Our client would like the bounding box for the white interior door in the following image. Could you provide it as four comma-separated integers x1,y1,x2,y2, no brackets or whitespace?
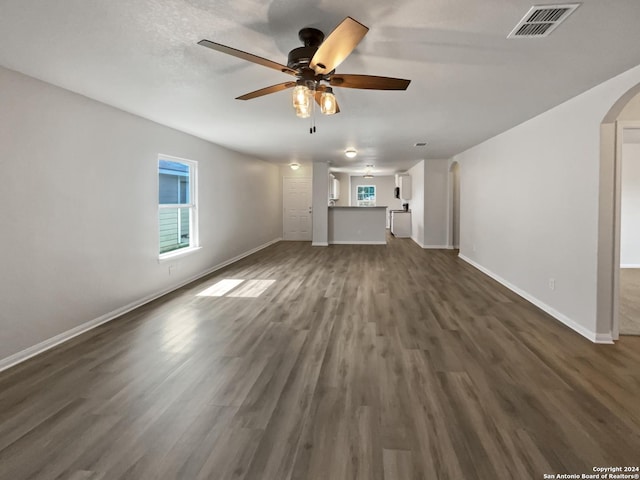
283,177,312,241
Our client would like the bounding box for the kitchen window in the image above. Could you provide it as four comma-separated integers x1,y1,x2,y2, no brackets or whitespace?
158,156,198,258
356,185,376,206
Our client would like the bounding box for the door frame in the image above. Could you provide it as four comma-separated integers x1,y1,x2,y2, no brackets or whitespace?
612,120,640,338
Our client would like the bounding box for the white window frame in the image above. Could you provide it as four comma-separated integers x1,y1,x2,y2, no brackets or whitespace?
158,155,199,260
356,185,376,206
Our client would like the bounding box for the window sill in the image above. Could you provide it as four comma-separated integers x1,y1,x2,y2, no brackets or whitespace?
158,246,202,263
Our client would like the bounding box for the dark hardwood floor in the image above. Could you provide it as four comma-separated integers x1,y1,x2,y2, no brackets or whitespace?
1,236,639,480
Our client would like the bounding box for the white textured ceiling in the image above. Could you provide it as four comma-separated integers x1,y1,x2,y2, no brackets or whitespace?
1,0,640,174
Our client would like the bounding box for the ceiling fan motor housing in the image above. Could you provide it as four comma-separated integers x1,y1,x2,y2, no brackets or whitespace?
287,27,325,71
287,46,318,70
298,27,324,47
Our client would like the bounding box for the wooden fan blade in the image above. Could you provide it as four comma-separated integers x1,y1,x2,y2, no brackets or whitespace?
236,82,297,100
314,91,341,113
198,39,297,76
310,17,369,75
330,74,411,90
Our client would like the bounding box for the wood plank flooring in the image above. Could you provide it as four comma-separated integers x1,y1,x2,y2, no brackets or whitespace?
1,236,639,480
620,268,640,335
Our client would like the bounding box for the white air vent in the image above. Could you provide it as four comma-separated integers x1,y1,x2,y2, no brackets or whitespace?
507,3,580,38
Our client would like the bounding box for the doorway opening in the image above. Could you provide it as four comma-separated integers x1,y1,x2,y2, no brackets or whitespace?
619,127,640,335
449,161,461,250
599,84,640,339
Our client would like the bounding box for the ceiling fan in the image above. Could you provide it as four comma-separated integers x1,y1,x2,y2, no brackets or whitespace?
197,17,411,119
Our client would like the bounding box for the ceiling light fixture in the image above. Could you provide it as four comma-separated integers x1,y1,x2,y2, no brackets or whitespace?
289,162,300,170
345,148,357,159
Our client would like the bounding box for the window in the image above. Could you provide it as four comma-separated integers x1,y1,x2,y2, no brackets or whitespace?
356,185,376,206
158,157,198,257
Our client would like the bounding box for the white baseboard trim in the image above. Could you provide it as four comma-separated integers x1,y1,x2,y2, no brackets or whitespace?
411,237,425,248
593,332,615,343
458,254,613,345
329,240,387,245
0,237,282,373
621,264,640,268
410,237,451,250
311,242,329,247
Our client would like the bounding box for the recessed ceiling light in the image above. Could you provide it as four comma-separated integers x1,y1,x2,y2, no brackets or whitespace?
414,142,428,147
344,148,357,158
289,162,300,170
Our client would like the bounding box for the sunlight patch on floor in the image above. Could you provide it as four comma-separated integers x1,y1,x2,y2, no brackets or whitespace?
196,278,276,298
162,313,198,354
196,279,245,297
227,279,276,298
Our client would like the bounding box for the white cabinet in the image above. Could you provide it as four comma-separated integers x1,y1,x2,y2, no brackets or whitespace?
329,177,340,200
390,211,411,237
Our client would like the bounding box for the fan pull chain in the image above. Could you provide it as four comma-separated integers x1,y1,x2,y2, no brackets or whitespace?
309,92,317,134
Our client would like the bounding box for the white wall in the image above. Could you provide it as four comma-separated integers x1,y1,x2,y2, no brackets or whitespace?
408,161,425,246
0,66,281,366
350,175,401,227
424,159,450,248
406,160,449,248
621,142,640,266
312,162,329,246
453,63,640,342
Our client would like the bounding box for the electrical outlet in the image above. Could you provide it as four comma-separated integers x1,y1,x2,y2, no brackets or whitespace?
168,265,174,275
548,278,555,291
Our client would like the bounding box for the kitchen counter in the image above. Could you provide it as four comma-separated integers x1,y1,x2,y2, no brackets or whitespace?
328,206,387,244
328,206,388,208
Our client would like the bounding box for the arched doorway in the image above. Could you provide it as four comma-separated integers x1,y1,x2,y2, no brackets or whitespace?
598,84,640,339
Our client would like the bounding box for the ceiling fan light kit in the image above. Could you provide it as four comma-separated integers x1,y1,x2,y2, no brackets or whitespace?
292,84,312,118
198,16,411,130
320,87,337,115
